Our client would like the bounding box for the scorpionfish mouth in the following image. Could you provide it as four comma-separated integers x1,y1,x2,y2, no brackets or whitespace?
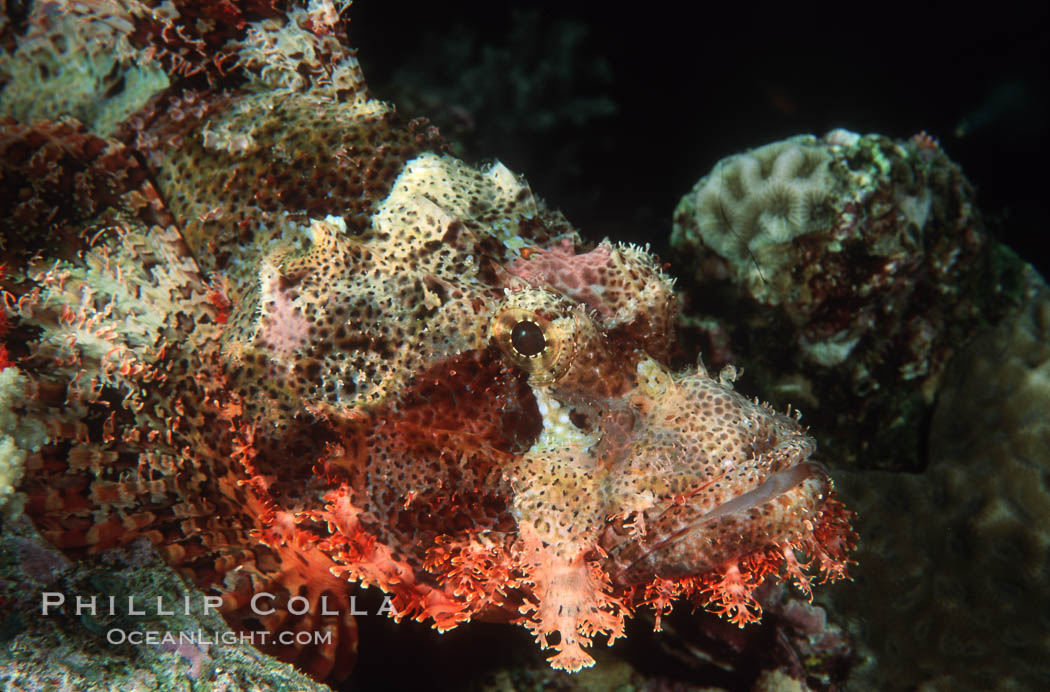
489,283,837,592
587,358,834,586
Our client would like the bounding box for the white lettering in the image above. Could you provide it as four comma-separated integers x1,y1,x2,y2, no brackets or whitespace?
377,596,397,616
203,595,222,614
156,596,174,616
41,592,65,615
250,592,275,616
287,595,309,616
127,596,145,616
75,595,97,616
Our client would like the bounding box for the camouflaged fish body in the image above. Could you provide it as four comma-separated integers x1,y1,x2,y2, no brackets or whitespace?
1,1,854,678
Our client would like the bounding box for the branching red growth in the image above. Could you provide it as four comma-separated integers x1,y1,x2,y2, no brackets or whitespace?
639,492,857,630
640,576,700,631
423,535,518,614
778,545,814,600
321,487,473,633
700,561,765,626
807,495,858,582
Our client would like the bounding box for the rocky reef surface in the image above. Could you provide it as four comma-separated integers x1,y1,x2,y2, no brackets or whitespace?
827,271,1050,690
0,513,329,690
671,130,1048,690
672,131,1027,472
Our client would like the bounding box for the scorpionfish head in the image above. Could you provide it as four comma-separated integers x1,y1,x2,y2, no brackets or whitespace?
216,155,854,672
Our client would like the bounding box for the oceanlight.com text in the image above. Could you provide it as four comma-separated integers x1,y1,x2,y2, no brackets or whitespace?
106,628,333,648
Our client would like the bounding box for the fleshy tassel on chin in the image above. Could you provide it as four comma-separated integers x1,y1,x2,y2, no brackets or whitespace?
639,493,857,629
515,523,628,671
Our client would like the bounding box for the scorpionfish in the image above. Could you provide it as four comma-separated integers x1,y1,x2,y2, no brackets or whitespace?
0,0,855,679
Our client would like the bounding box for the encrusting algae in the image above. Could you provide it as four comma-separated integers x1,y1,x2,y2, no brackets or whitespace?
0,0,855,680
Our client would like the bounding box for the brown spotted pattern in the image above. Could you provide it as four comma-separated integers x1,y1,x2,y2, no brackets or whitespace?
2,0,855,681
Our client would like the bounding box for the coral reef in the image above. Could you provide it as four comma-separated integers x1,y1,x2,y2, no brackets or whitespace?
673,135,836,308
0,514,329,691
1,0,856,684
823,267,1050,690
672,130,1026,471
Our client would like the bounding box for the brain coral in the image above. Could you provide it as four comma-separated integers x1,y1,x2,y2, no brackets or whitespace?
672,134,835,306
671,130,1025,471
825,268,1050,690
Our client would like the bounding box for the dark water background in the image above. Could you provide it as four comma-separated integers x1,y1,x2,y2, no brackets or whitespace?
351,1,1049,279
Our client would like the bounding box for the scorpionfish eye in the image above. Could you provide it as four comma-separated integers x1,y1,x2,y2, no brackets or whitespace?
490,289,579,383
511,320,546,357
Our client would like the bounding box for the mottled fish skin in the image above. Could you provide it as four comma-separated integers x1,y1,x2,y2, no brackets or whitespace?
1,1,855,678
